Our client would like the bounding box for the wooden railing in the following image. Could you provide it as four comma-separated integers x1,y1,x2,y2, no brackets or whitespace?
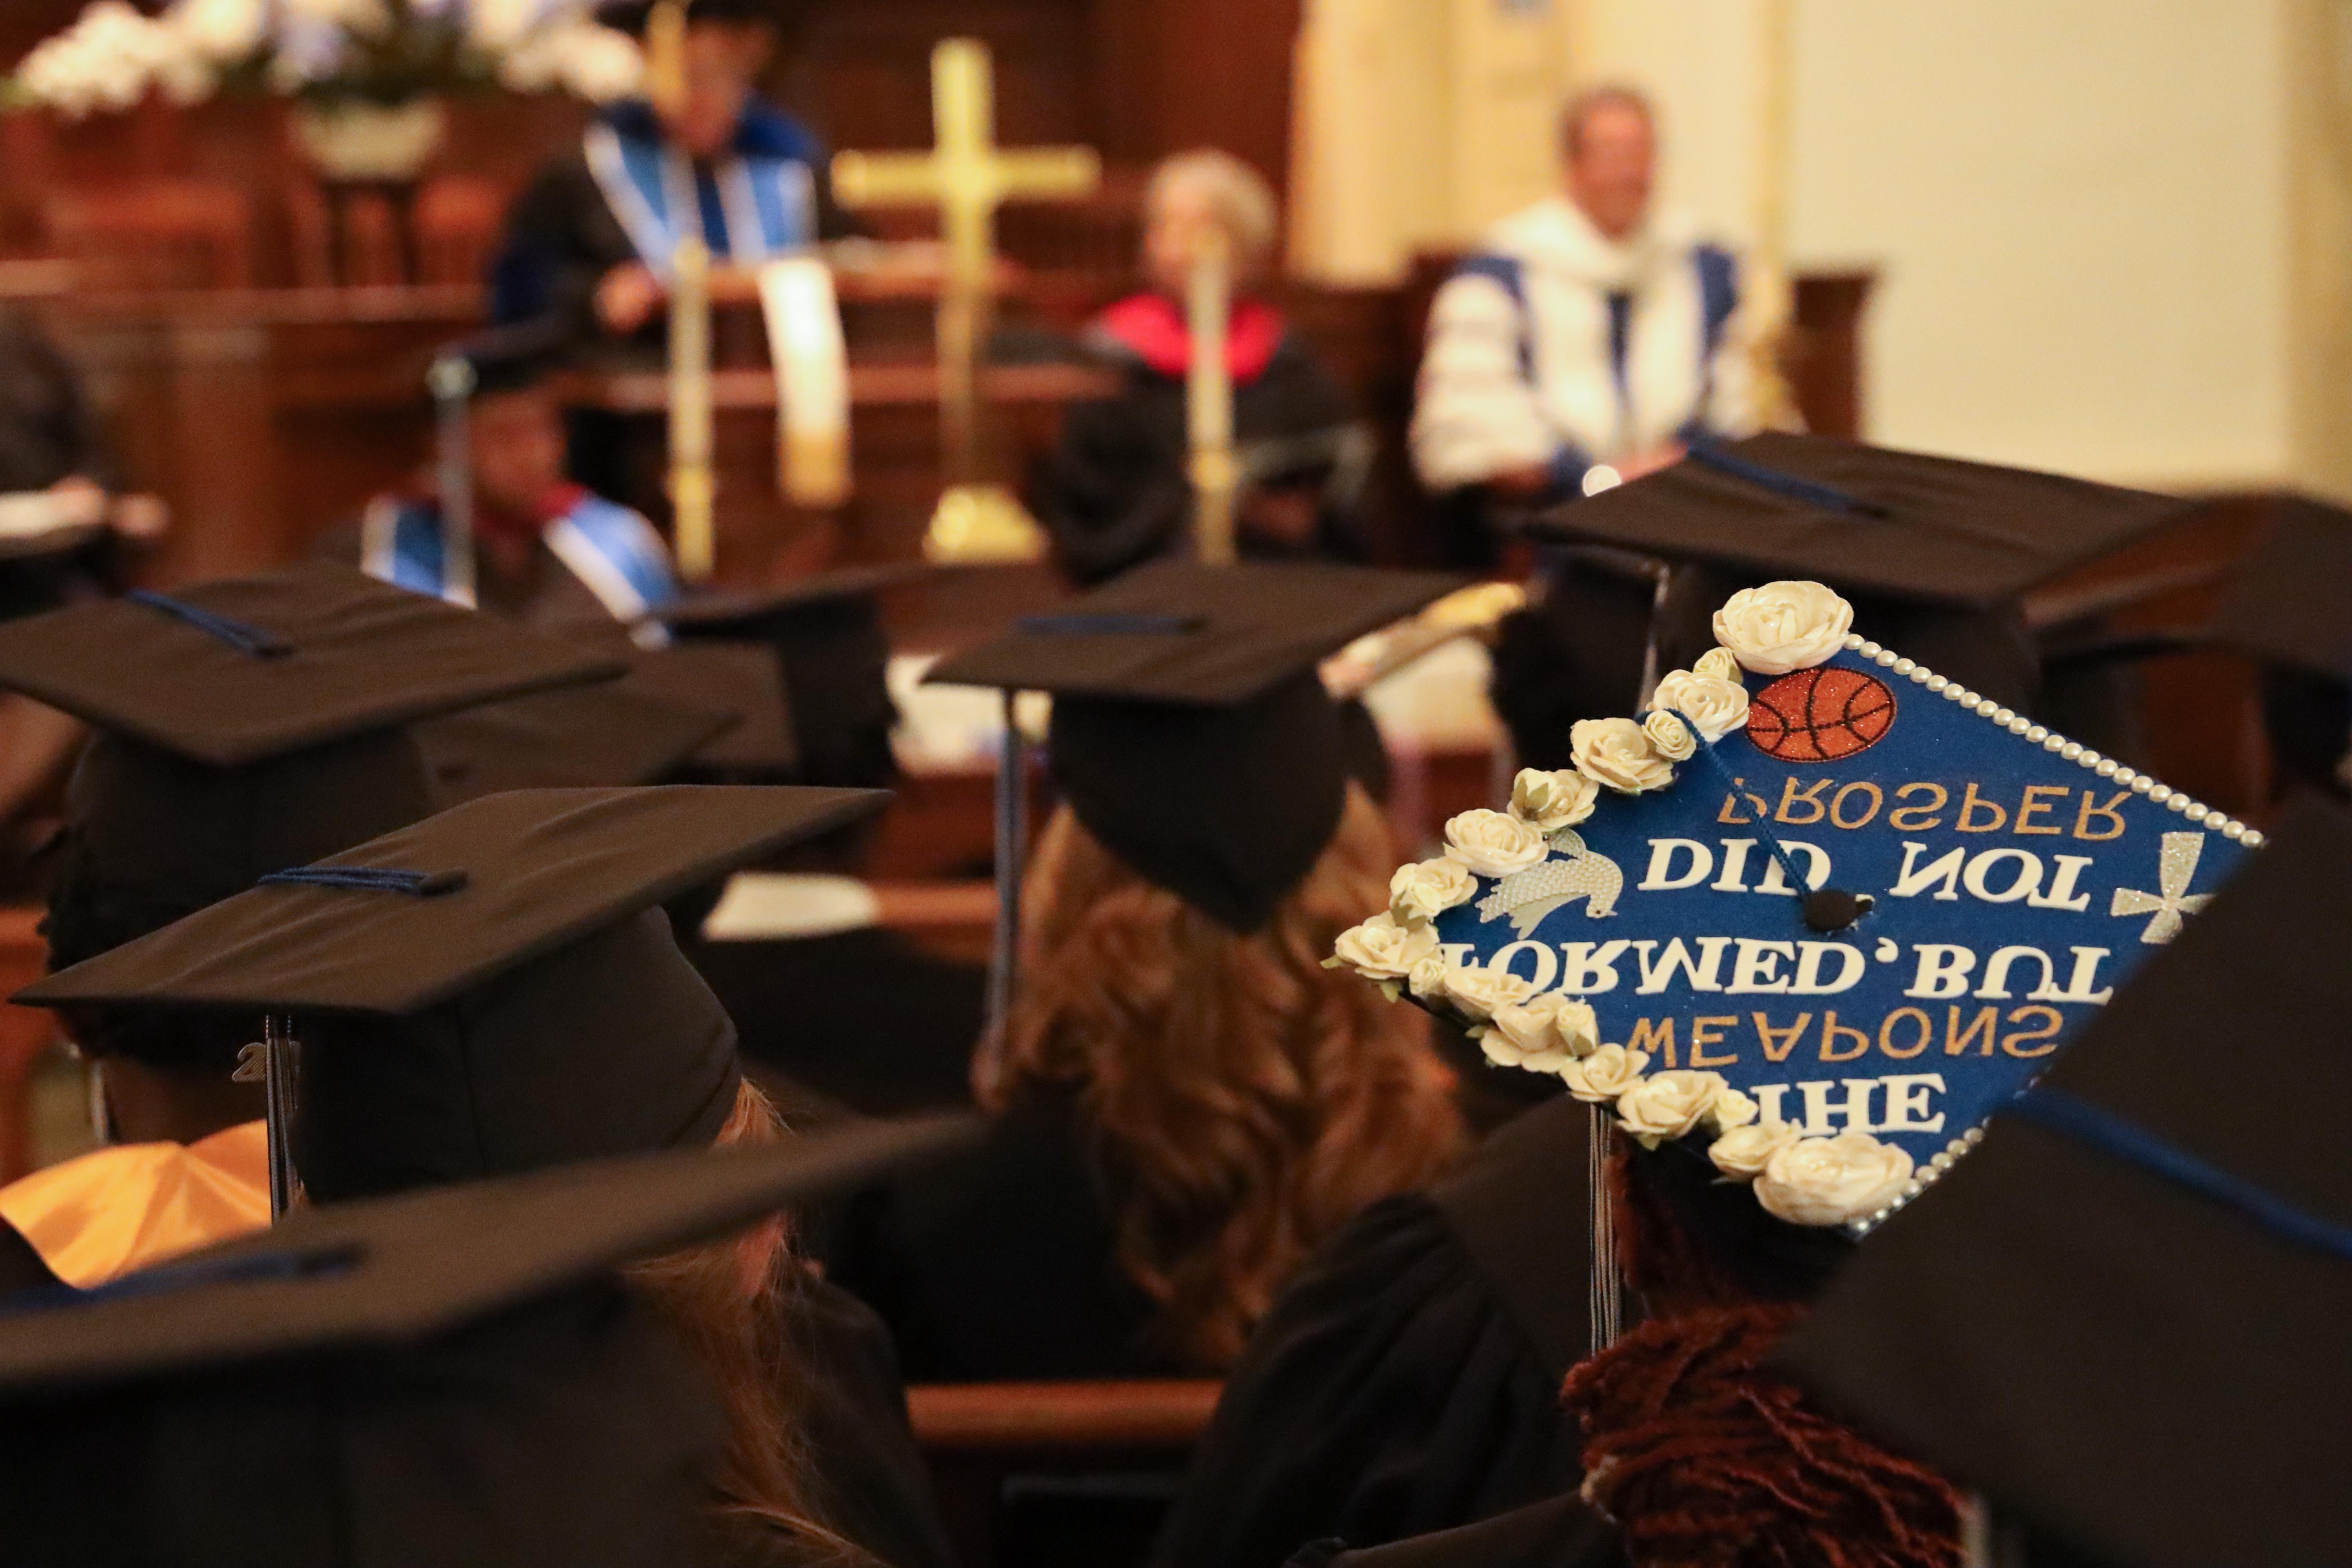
908,1380,1223,1568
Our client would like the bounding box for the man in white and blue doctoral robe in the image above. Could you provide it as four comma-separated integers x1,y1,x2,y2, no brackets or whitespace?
1413,87,1765,770
1411,86,1760,512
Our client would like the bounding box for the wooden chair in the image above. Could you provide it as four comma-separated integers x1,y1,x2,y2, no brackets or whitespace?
0,907,60,1184
42,182,253,292
908,1381,1223,1568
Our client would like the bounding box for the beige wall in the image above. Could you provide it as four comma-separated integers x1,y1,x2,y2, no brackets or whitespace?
1291,0,2352,496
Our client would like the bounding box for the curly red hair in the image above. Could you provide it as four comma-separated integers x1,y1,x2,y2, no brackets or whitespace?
980,785,1465,1370
1558,1136,1966,1568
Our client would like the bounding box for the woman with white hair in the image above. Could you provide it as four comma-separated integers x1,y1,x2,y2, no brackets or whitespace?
1041,150,1369,586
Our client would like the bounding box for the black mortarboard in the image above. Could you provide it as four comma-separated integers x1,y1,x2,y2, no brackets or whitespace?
928,561,1461,931
621,641,799,776
21,786,890,1202
5,565,622,1068
1781,799,2352,1568
0,561,623,768
0,1118,974,1567
429,319,569,406
414,669,740,804
2208,495,2352,676
652,565,939,790
1538,433,2190,610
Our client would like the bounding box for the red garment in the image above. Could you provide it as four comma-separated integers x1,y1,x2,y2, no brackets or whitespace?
420,477,587,545
1092,292,1287,385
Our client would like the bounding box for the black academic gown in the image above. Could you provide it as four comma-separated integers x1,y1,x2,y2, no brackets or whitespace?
1151,1095,1595,1568
1284,1492,1623,1568
783,1276,958,1568
0,1216,60,1297
489,100,859,517
0,307,125,623
822,1089,1173,1383
683,926,984,1118
1042,308,1366,588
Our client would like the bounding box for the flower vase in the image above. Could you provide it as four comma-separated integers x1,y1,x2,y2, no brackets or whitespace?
290,97,448,182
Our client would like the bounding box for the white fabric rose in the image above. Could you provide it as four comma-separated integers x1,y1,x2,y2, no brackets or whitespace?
1508,767,1599,833
1552,996,1601,1059
1711,581,1855,676
1407,949,1452,999
1708,1088,1760,1132
1484,994,1596,1071
1706,1119,1801,1179
1753,1132,1915,1226
1570,718,1675,794
1613,1070,1726,1147
1561,1044,1649,1102
1651,668,1752,743
1442,808,1548,878
1694,646,1745,682
1442,963,1539,1022
1329,912,1437,981
1641,710,1696,762
1389,858,1477,926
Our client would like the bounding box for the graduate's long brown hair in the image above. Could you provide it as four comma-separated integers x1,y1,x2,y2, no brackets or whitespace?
1558,1136,1966,1568
626,1080,870,1566
980,784,1466,1371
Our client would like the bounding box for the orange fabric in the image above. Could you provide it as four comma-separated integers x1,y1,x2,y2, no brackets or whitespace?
0,1122,270,1287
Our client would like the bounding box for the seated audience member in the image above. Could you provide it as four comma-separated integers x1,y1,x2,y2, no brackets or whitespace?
0,566,616,1284
26,786,959,1568
1043,150,1369,586
1153,1091,1592,1568
1414,86,1758,746
0,305,168,839
0,1115,970,1568
1276,1130,1966,1568
828,563,1469,1380
329,323,679,644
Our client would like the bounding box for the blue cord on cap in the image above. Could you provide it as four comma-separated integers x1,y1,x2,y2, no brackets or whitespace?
2008,1086,2352,1262
1685,439,1888,518
257,866,469,896
127,590,293,659
1015,612,1207,637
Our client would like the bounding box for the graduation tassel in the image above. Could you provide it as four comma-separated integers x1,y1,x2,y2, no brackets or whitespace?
262,1014,299,1221
1588,1102,1621,1355
985,691,1028,1047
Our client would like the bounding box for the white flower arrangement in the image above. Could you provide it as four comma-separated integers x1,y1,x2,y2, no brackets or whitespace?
8,0,641,120
1331,579,1922,1229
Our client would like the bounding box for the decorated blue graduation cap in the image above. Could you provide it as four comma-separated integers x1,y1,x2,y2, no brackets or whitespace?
1780,799,2352,1568
1329,577,2261,1231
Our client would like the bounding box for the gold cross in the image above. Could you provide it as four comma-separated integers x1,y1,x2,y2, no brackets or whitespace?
833,40,1099,560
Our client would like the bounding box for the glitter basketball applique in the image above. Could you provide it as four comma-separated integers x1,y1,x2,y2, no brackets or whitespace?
1746,667,1896,763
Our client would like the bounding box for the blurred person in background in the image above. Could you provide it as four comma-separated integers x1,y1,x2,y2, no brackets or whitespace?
1041,150,1372,586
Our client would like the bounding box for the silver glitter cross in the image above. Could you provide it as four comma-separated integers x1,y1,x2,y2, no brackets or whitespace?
2109,830,2215,945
